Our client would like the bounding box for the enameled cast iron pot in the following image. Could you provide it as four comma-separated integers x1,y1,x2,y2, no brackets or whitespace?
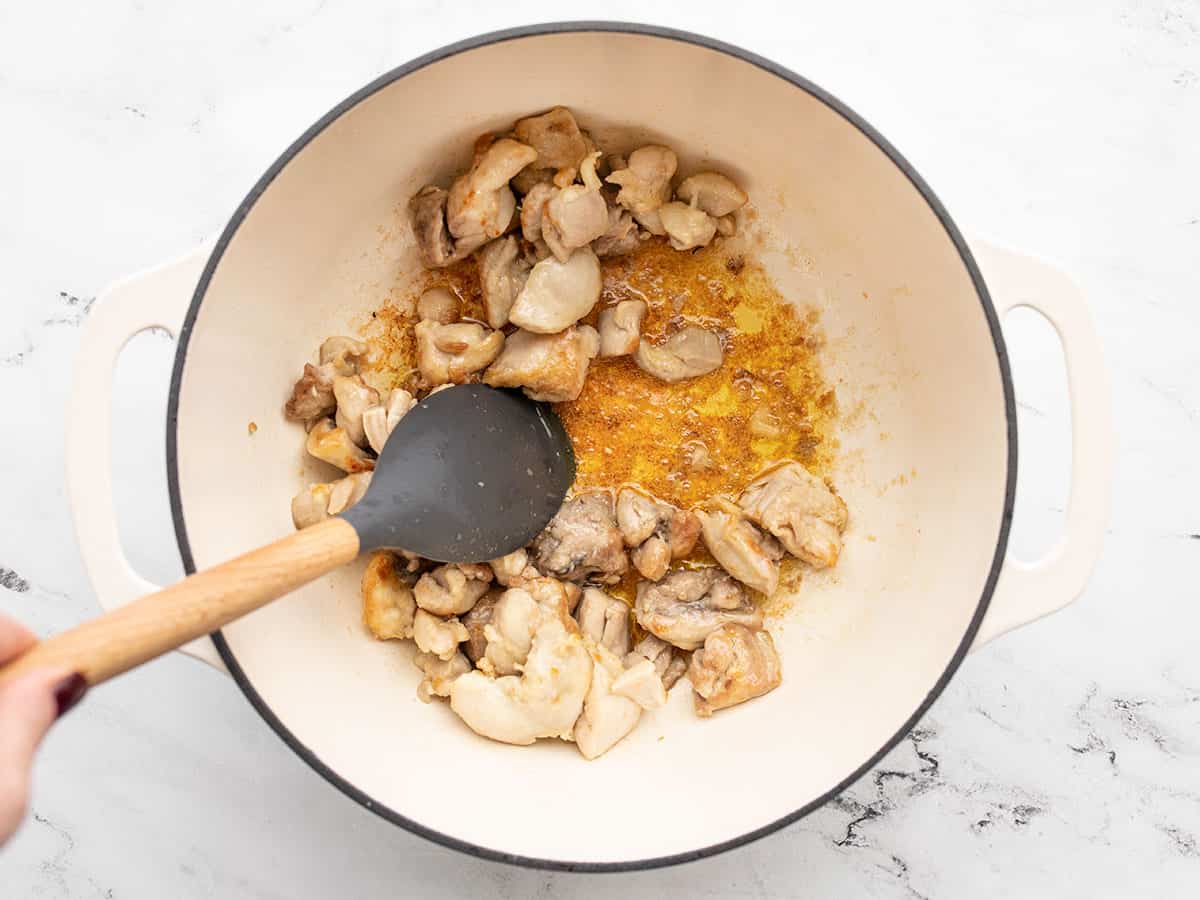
65,23,1112,870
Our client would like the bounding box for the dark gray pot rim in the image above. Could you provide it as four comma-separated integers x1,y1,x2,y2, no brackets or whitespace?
166,20,1017,873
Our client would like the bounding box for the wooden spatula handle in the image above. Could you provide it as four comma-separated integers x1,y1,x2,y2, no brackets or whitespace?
0,517,360,689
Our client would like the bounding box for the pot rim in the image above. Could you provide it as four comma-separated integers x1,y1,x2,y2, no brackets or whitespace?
166,20,1017,873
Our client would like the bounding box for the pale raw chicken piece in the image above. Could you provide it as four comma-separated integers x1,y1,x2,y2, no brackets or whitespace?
284,363,336,423
461,589,500,664
634,325,724,382
325,471,372,516
413,609,470,661
414,651,472,703
592,203,641,258
573,642,642,760
575,587,631,656
635,567,762,651
416,287,459,324
480,586,539,676
361,551,416,640
449,577,592,745
446,138,538,244
624,634,688,691
414,320,505,388
332,374,379,448
519,182,556,243
306,418,374,473
674,172,748,217
362,388,417,455
513,107,588,171
738,462,850,568
696,497,782,596
489,548,539,587
531,492,628,584
409,185,487,269
413,563,494,616
291,482,333,529
319,336,369,375
597,300,647,357
477,236,531,329
507,247,602,334
606,145,677,214
658,200,717,251
611,659,668,710
482,325,600,403
688,623,782,716
542,153,609,262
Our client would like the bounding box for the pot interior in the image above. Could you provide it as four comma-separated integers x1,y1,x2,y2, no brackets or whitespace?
172,28,1010,865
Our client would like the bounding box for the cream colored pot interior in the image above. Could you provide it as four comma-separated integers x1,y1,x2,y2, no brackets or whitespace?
173,31,1009,864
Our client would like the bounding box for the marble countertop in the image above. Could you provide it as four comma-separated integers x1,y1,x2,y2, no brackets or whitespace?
2,1,1197,896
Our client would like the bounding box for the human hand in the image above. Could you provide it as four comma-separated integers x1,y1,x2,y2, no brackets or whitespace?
0,614,86,845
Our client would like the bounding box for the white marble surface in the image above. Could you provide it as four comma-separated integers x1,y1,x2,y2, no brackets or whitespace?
1,0,1197,896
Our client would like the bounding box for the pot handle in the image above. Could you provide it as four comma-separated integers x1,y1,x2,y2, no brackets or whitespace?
65,243,228,674
968,241,1113,648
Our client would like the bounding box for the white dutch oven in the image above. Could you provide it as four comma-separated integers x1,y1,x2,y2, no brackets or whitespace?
65,24,1112,870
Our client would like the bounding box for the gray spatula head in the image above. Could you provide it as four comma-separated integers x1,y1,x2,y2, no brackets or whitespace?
339,384,574,562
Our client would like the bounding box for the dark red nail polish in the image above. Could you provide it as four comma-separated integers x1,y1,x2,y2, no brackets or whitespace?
53,673,87,718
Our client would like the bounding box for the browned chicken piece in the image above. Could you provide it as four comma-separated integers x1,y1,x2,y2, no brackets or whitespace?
362,550,417,640
696,497,781,596
739,462,849,568
291,482,333,529
326,471,373,515
461,588,501,663
688,623,782,717
413,562,494,616
658,200,717,251
488,548,540,587
416,287,459,324
513,106,589,172
615,487,700,581
511,165,556,196
332,374,379,448
284,362,336,423
477,236,531,329
482,324,599,403
623,634,689,691
634,567,762,651
508,247,602,333
413,608,470,661
531,491,628,584
306,418,375,473
575,586,631,656
414,320,505,388
597,299,647,357
362,388,417,455
634,325,724,382
414,650,472,702
633,208,666,236
674,172,749,217
409,185,488,269
519,182,556,245
319,336,369,375
542,153,609,262
446,138,538,244
715,215,736,237
592,204,641,257
606,145,677,215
